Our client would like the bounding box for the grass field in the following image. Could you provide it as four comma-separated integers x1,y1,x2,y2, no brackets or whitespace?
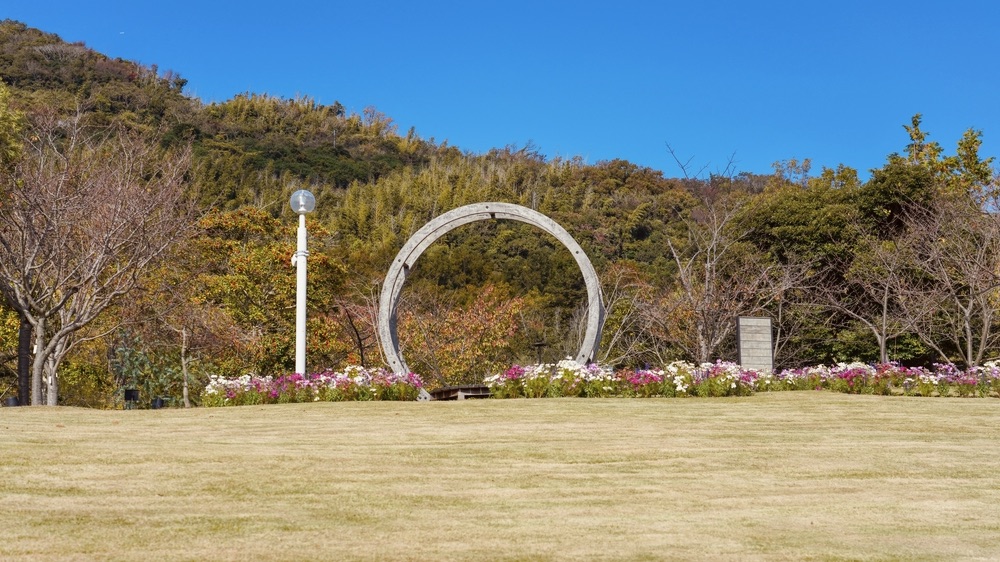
1,392,999,561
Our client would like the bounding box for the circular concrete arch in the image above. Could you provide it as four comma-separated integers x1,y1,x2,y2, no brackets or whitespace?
378,202,605,375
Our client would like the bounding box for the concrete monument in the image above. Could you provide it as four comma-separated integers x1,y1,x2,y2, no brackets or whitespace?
737,316,773,372
378,202,605,375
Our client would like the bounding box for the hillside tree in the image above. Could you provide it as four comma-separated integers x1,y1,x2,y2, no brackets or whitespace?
0,109,194,405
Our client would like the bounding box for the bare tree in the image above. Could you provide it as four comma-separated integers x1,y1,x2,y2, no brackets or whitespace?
159,304,238,408
897,196,1000,366
818,236,917,364
336,278,384,367
0,111,194,405
652,182,776,363
124,280,239,409
111,218,282,407
648,148,782,364
598,262,653,367
759,255,821,368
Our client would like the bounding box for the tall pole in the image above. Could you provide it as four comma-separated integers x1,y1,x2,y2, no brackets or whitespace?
294,213,308,375
289,189,315,376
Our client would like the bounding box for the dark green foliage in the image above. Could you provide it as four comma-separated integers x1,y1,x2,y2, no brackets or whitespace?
857,156,937,239
192,94,435,208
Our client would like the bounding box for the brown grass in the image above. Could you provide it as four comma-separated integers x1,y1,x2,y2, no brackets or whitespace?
1,392,999,561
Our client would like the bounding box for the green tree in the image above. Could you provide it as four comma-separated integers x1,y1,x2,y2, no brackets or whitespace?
0,81,23,167
179,207,347,376
0,81,30,404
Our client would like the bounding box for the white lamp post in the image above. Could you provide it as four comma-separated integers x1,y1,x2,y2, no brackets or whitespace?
290,189,315,375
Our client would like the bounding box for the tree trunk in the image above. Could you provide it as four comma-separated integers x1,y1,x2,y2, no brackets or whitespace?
44,355,58,406
17,315,30,406
345,309,366,367
181,327,191,408
30,319,44,406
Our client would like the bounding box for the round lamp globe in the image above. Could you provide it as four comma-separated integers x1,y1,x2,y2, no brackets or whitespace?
290,190,316,214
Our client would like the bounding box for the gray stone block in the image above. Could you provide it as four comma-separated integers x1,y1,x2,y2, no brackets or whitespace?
737,316,773,372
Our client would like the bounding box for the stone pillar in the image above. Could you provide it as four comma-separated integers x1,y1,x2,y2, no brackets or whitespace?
737,316,773,372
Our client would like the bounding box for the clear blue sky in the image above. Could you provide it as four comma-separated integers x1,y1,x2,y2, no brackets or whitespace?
6,1,999,179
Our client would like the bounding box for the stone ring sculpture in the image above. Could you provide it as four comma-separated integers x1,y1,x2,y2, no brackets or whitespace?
377,202,605,375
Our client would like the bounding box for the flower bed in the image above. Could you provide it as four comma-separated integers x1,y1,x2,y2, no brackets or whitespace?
766,362,1000,397
201,366,424,407
486,359,1000,399
484,359,759,398
201,360,1000,406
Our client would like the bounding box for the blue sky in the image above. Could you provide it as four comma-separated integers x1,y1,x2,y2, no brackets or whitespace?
6,1,999,179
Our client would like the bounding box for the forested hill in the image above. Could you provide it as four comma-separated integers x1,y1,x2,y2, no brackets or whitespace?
0,20,442,201
2,19,998,406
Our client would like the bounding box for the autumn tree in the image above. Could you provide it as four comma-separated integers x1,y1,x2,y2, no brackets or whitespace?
398,284,524,387
181,207,347,376
0,110,194,405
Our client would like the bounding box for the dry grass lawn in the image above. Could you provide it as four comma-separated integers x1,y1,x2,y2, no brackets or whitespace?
1,392,999,561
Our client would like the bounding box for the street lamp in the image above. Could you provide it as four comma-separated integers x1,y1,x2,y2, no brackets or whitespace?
290,189,315,375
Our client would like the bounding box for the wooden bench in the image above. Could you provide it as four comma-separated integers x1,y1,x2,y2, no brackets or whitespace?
429,384,492,401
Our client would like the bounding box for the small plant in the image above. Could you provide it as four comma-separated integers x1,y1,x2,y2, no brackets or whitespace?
483,365,527,399
977,362,1000,397
522,364,555,398
622,368,665,398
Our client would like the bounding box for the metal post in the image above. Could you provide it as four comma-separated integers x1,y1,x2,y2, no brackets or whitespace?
294,213,308,375
289,189,315,376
